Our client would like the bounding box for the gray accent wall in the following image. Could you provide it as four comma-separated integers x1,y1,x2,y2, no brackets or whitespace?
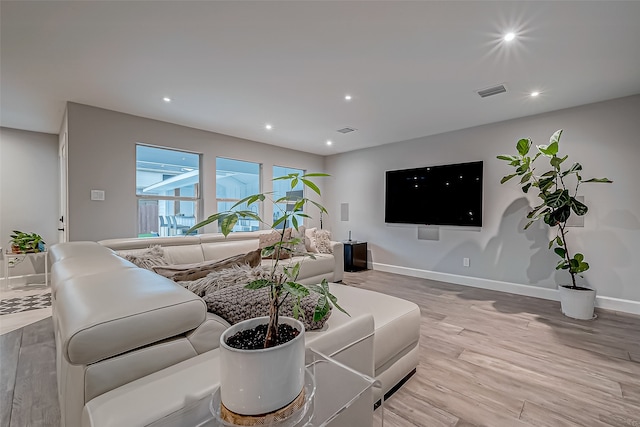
325,95,640,302
0,127,58,277
66,103,325,242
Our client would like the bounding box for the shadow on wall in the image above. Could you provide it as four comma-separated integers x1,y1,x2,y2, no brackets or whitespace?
434,197,558,288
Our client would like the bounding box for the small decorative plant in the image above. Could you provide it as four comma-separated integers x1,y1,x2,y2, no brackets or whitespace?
9,231,45,254
187,172,347,348
497,130,612,289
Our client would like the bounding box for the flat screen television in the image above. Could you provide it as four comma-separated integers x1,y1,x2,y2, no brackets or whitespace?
385,161,483,227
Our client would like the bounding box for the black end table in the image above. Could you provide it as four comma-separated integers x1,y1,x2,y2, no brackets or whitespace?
343,241,367,272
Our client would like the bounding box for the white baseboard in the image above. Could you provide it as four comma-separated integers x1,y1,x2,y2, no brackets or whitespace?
372,262,640,316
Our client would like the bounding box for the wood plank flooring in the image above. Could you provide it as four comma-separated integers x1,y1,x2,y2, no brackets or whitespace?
348,270,640,427
1,270,639,426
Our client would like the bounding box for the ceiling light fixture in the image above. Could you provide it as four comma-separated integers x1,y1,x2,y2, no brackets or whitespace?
163,97,171,103
265,124,273,130
344,95,352,101
504,32,516,42
531,91,540,97
326,140,333,146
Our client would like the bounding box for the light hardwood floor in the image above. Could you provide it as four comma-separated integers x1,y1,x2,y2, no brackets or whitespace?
348,270,640,427
2,270,639,426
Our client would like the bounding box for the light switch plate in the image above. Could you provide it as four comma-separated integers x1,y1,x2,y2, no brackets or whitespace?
91,190,105,201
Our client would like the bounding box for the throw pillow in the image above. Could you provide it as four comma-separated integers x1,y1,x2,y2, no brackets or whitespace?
304,227,318,253
288,226,307,255
203,283,332,330
314,229,333,254
117,246,168,270
259,229,292,259
179,264,271,297
152,249,261,282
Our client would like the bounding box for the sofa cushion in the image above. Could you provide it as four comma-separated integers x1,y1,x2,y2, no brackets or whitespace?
326,284,420,373
203,282,331,330
51,254,137,296
201,239,259,261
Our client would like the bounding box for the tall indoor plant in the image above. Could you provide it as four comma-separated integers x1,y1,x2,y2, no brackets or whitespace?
187,172,347,417
498,130,612,319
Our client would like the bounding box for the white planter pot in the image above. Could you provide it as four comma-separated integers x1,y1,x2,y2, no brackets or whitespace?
219,316,306,416
558,285,596,320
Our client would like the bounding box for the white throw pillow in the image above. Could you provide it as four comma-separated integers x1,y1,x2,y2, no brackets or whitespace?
305,227,318,253
289,226,307,254
315,229,333,254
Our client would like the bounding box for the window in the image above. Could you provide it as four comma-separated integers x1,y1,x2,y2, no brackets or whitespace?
136,145,200,237
216,158,261,232
273,166,305,229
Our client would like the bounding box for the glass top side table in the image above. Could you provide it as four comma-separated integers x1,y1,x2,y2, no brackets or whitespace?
149,348,383,427
2,249,48,290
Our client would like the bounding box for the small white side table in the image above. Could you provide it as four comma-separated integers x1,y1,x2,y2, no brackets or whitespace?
2,249,48,289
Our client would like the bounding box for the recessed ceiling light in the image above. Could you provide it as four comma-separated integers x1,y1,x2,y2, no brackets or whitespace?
344,95,352,101
265,124,273,130
163,97,171,103
530,91,540,97
326,140,333,146
504,32,516,42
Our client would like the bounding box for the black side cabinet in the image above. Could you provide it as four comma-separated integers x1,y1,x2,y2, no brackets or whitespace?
343,241,367,272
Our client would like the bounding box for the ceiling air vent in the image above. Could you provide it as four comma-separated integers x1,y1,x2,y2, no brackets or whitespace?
477,84,507,98
337,127,357,134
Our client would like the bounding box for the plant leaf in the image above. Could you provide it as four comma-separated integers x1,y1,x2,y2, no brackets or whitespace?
219,214,239,236
497,155,515,161
569,197,588,216
301,178,321,196
545,190,570,208
245,279,272,290
522,183,532,193
302,173,330,178
516,139,531,156
283,282,310,298
574,253,584,262
549,129,563,146
554,247,566,258
500,173,517,184
583,178,613,183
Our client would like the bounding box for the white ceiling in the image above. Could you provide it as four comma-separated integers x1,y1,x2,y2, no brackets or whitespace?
2,1,639,155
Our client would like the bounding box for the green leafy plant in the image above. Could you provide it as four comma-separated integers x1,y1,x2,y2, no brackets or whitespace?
9,231,45,253
497,130,612,289
187,173,348,348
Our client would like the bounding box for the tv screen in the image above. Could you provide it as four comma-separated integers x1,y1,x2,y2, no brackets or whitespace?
385,161,483,227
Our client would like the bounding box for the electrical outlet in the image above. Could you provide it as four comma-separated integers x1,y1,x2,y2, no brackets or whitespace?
463,258,470,267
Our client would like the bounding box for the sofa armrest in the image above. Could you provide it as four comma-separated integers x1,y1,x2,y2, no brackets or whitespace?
330,241,344,282
57,268,207,365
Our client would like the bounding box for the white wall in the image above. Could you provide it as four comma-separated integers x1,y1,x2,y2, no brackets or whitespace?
325,95,640,307
0,127,58,278
66,103,326,241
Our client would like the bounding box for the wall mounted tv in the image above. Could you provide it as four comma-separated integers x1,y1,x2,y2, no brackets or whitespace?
385,161,483,227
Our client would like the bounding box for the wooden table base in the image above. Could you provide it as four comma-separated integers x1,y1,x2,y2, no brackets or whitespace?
220,389,306,426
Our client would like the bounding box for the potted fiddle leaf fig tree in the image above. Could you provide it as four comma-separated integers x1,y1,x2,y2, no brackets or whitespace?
187,172,347,418
498,130,612,320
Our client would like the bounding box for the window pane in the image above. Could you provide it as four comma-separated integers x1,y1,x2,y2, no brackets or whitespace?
136,145,201,237
136,145,200,197
138,200,198,237
273,166,305,229
216,158,261,232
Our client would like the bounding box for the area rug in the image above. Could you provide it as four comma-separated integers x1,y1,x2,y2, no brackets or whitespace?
0,292,52,315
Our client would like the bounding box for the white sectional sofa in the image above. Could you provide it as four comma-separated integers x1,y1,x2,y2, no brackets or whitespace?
50,231,420,427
